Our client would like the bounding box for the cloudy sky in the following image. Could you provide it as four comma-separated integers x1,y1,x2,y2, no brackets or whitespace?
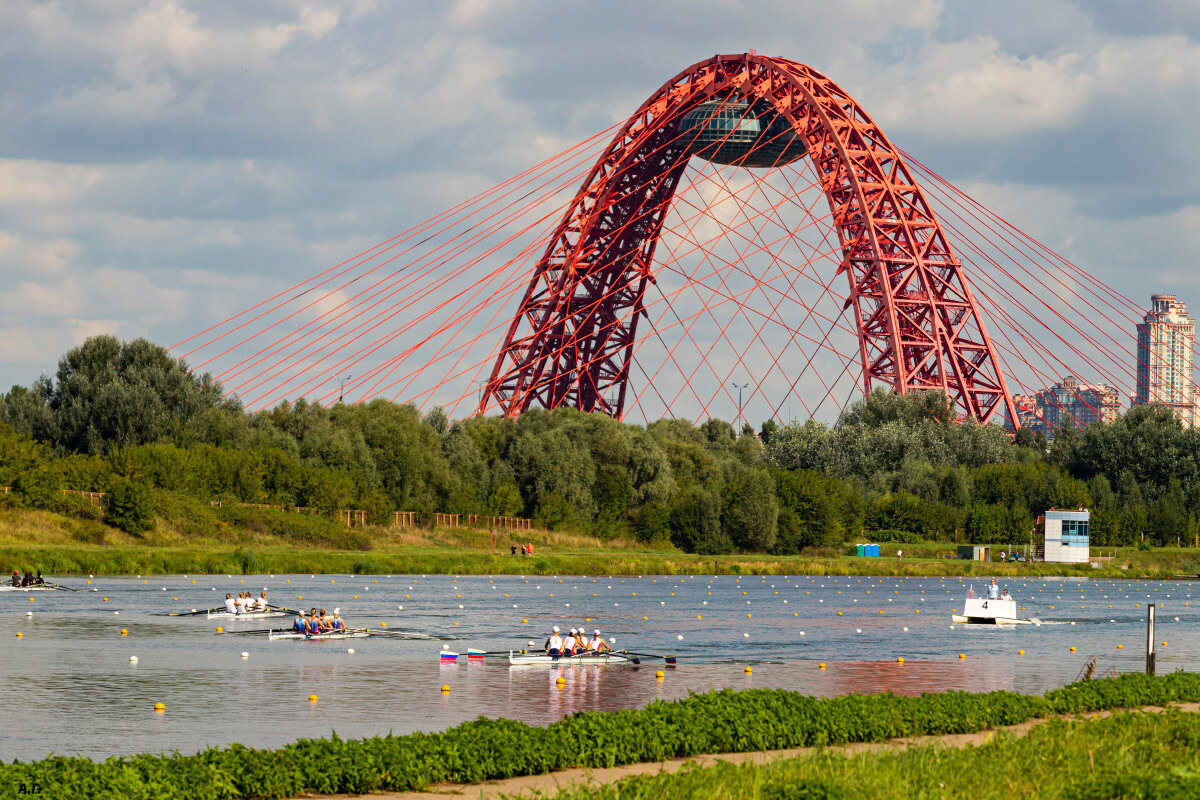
2,0,1198,409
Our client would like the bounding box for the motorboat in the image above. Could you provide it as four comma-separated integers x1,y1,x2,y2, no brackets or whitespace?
952,591,1041,625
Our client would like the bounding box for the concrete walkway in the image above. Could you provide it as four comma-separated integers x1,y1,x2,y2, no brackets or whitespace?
295,702,1199,800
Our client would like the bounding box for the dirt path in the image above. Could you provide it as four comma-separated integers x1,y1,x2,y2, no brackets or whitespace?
294,702,1200,800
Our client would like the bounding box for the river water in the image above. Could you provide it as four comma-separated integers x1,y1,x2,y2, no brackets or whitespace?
1,572,1195,761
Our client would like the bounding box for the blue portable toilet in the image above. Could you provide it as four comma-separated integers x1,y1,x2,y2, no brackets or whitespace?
868,544,880,557
856,544,866,557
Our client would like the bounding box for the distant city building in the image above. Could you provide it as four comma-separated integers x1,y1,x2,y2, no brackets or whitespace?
1134,293,1200,427
1012,376,1120,436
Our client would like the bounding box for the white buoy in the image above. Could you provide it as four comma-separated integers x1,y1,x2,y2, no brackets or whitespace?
26,611,32,617
902,627,908,632
799,631,805,636
856,629,862,633
241,652,249,659
676,634,683,640
397,605,404,610
114,611,119,615
442,644,449,650
129,656,138,662
347,648,354,654
161,587,166,591
743,633,749,638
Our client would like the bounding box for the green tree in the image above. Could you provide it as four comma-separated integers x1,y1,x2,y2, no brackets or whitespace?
103,475,154,534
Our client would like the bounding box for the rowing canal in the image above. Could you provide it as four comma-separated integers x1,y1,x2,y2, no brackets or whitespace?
2,573,1198,761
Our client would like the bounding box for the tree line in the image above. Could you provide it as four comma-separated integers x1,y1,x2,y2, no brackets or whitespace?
1,335,1197,552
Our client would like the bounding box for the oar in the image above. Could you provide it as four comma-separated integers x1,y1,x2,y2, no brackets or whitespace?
215,628,276,635
365,628,433,639
46,583,78,592
152,607,224,617
620,650,678,665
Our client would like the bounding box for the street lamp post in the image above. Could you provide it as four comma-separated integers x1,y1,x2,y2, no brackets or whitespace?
730,382,749,427
338,374,352,403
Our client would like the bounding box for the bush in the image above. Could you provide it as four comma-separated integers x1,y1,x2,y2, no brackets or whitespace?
103,477,154,535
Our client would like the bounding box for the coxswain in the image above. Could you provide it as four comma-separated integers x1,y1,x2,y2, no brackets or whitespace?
544,626,563,656
224,593,237,614
589,630,610,652
562,628,579,656
10,570,20,587
256,591,268,612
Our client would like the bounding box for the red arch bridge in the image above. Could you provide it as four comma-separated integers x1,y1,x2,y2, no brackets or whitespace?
175,54,1176,430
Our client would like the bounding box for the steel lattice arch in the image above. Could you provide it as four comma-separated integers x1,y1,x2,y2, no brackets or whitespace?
480,53,1019,425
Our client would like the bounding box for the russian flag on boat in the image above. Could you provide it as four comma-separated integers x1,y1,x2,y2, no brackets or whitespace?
440,651,459,662
467,648,485,660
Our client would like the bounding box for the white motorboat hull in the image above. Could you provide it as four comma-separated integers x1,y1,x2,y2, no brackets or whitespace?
507,651,630,666
953,596,1041,626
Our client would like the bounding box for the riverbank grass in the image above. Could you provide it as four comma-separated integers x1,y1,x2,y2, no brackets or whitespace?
538,707,1200,800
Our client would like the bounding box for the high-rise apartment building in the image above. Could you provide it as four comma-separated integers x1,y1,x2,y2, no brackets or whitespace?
1134,293,1200,427
1012,375,1120,436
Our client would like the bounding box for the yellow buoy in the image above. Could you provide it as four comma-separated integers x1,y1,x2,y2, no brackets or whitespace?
1069,646,1076,652
655,670,664,679
441,685,451,693
172,597,178,600
216,626,223,633
1117,644,1123,650
959,653,965,659
522,619,528,623
744,666,752,674
818,663,826,669
308,694,318,702
120,629,128,636
154,702,165,712
897,656,904,663
697,615,702,619
643,616,648,620
29,596,35,602
747,613,752,618
1018,650,1025,655
14,632,22,638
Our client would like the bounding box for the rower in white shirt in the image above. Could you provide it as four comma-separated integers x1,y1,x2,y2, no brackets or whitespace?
223,593,237,614
256,591,269,611
589,629,610,652
544,626,564,656
562,628,579,655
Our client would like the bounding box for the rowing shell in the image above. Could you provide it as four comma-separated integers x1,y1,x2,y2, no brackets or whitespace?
268,629,370,641
507,651,630,666
207,610,295,620
0,585,54,592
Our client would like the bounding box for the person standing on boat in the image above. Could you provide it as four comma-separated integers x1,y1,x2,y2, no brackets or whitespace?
987,579,1000,600
224,593,237,614
545,626,563,656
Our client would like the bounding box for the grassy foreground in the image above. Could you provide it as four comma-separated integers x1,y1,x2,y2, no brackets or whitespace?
539,709,1200,800
2,507,1198,577
2,672,1199,799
